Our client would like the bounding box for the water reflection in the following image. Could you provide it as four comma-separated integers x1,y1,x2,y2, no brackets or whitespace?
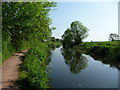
61,48,88,74
48,47,118,88
46,44,61,64
89,54,120,70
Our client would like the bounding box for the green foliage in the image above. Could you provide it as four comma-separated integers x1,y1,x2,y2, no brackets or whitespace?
109,42,120,60
56,38,60,42
16,71,31,90
2,1,57,88
62,21,89,48
51,37,56,42
2,1,57,61
2,31,15,61
78,41,120,61
45,37,61,50
19,42,50,89
0,53,1,64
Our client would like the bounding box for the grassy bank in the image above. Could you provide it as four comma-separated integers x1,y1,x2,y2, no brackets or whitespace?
17,42,51,89
78,41,120,61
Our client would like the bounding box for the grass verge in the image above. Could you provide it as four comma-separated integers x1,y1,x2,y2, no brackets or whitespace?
17,42,50,89
78,41,120,61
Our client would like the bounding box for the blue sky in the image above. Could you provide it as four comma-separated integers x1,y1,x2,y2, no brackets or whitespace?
49,1,118,41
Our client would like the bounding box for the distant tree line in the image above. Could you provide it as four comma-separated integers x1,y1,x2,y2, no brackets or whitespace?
51,37,62,42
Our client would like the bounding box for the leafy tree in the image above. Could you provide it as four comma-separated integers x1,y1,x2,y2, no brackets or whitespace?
2,2,56,50
109,33,119,41
2,2,57,61
51,37,56,42
56,38,60,42
2,1,57,88
62,21,89,48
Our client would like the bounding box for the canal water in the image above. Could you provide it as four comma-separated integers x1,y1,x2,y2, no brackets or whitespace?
47,47,118,88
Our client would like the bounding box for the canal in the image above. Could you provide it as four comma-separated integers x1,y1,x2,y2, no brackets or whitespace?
47,47,118,88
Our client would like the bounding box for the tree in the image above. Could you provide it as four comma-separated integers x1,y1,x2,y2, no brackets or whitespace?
2,2,57,60
109,33,119,41
56,38,60,42
62,21,89,48
2,2,57,50
51,37,56,42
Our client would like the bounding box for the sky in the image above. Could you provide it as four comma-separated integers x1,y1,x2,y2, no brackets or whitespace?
49,1,118,42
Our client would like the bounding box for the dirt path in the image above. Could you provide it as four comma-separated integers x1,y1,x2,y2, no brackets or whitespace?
0,49,28,89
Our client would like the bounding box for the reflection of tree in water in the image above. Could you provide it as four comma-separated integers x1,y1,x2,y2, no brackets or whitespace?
46,45,61,65
61,48,88,74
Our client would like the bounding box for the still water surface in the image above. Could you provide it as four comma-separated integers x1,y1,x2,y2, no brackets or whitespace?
47,47,118,88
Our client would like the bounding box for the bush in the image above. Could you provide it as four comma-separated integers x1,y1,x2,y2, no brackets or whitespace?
110,45,120,61
20,42,49,89
2,33,15,62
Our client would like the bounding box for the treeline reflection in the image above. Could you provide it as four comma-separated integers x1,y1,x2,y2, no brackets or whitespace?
61,48,88,74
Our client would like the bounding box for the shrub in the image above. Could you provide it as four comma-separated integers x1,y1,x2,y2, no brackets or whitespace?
20,42,49,89
2,34,15,62
110,46,120,61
